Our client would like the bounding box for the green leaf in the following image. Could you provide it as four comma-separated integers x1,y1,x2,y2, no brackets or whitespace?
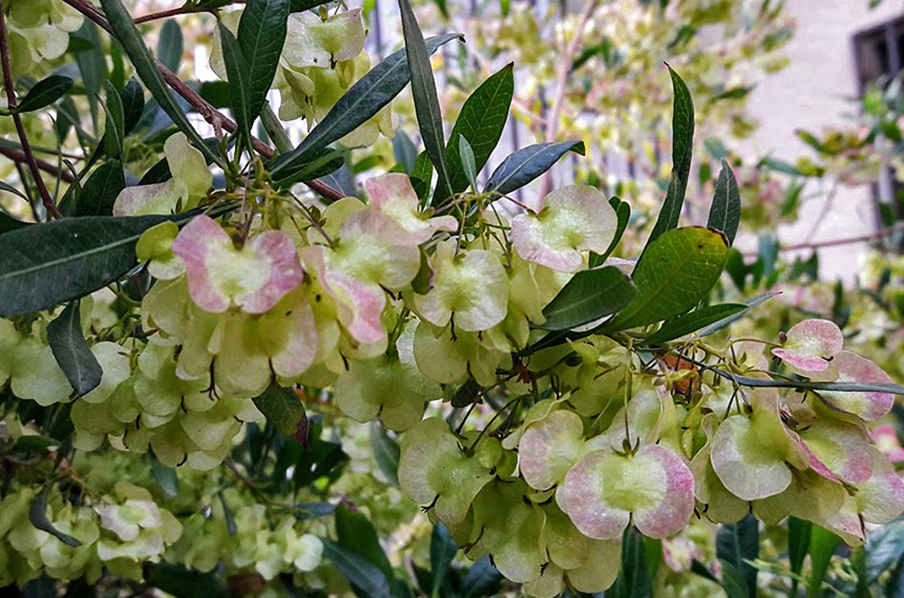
458,135,478,193
484,141,585,196
807,525,840,598
218,22,253,151
237,0,289,126
102,81,125,158
151,457,179,497
46,300,102,396
430,522,458,596
589,195,630,267
719,561,751,598
371,422,400,487
0,211,29,235
707,159,741,246
100,0,222,166
398,0,453,198
271,34,461,181
146,563,230,598
611,527,652,598
252,386,306,438
694,291,779,337
392,130,418,174
460,556,502,598
411,150,433,203
14,75,73,114
602,227,729,332
643,303,746,346
435,63,514,203
29,489,81,547
72,21,104,126
336,504,394,581
716,513,758,598
0,204,236,317
217,490,237,535
646,66,694,247
866,518,904,584
539,266,636,331
321,537,392,598
120,77,146,136
788,516,811,597
156,20,184,74
271,148,345,188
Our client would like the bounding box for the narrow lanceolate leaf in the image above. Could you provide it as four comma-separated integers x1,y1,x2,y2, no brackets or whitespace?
458,136,478,192
484,141,585,197
716,514,758,598
29,490,81,547
335,505,394,581
100,0,222,166
708,159,741,246
807,526,840,598
156,19,184,74
371,423,400,487
0,212,29,235
603,227,729,332
321,538,392,598
270,34,461,180
590,196,630,267
237,0,289,124
411,150,433,203
398,0,453,198
47,300,102,396
102,80,125,159
120,78,146,136
0,204,236,317
694,291,779,337
252,386,306,437
539,266,636,331
271,148,345,188
435,63,514,203
643,303,747,346
611,527,653,598
75,160,126,217
646,66,695,247
218,23,253,151
14,75,73,114
430,522,458,596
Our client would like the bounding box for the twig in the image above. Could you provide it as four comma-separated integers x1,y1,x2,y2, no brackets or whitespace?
0,146,78,184
0,0,62,219
538,0,598,198
61,0,345,202
741,223,904,257
134,1,249,24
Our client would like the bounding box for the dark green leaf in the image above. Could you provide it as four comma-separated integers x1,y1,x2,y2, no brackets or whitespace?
72,21,104,125
120,78,146,136
102,81,125,158
15,76,73,114
371,423,400,487
151,457,179,497
146,563,230,598
217,490,237,535
643,303,746,345
865,518,904,583
0,204,236,317
321,537,392,598
398,0,453,198
0,212,28,235
611,527,652,598
0,180,29,202
100,0,222,166
694,291,779,337
603,227,729,332
718,561,751,598
393,130,418,174
458,135,478,192
218,22,253,151
271,34,461,180
705,367,904,396
46,300,102,396
271,148,345,188
436,63,514,203
646,66,694,247
411,150,433,203
539,266,636,331
716,513,758,598
713,86,753,101
156,20,184,74
430,522,458,596
788,516,811,598
237,0,289,126
690,560,719,583
484,141,585,196
460,556,502,598
336,505,394,580
29,489,81,547
252,386,306,437
589,196,630,267
707,159,740,246
808,525,840,598
198,80,231,109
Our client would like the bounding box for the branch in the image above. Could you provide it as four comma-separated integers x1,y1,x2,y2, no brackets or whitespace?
0,146,78,184
61,0,345,202
134,1,249,24
0,1,62,219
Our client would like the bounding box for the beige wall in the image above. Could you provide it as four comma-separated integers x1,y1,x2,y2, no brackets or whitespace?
738,0,904,283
